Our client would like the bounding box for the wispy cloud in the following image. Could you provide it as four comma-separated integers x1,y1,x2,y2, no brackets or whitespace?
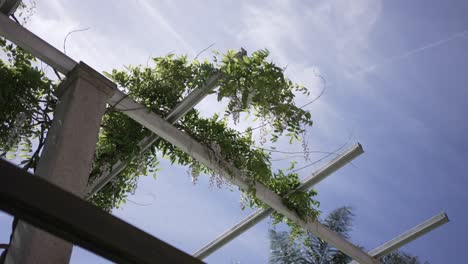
25,0,197,73
237,0,382,74
137,0,196,55
26,0,149,72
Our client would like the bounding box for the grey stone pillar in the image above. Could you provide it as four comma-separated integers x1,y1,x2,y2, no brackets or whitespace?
5,62,116,264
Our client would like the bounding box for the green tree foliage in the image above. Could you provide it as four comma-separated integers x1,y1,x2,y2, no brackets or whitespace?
302,207,353,264
269,229,305,264
1,35,318,232
380,252,428,264
269,207,428,264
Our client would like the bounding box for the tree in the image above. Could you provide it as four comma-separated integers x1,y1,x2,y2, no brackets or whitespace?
302,207,353,264
380,252,428,264
269,229,305,264
269,207,428,264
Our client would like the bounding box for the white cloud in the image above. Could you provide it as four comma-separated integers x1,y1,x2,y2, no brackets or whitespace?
237,0,305,64
239,0,381,66
232,0,383,144
23,0,199,75
25,0,149,73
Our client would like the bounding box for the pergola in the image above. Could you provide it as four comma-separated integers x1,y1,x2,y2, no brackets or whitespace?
0,1,449,263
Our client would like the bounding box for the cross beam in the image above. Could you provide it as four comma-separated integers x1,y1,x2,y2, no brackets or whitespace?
0,159,204,264
0,0,21,16
194,143,364,259
0,13,378,263
350,212,449,263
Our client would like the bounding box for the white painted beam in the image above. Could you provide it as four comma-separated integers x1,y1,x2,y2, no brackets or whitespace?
194,209,271,259
86,49,247,197
349,212,449,263
0,13,77,73
193,143,364,259
108,90,379,264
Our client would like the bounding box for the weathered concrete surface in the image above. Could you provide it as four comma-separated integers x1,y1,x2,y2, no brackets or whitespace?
5,62,115,264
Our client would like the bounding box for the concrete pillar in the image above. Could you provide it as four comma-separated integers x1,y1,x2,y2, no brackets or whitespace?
5,62,116,264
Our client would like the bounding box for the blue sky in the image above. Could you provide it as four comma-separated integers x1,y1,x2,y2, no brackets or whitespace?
1,0,467,263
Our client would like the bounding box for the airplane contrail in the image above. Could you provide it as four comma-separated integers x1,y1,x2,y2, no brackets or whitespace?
349,29,468,78
301,29,468,108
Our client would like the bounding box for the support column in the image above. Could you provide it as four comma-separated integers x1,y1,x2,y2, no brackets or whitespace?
5,62,116,264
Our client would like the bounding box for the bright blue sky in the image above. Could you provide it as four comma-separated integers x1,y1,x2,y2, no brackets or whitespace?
1,0,467,263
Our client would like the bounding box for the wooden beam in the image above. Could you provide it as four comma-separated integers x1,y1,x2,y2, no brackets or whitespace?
193,143,364,259
0,159,204,264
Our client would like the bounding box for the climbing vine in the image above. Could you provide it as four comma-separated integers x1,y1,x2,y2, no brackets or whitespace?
0,38,56,170
1,36,318,236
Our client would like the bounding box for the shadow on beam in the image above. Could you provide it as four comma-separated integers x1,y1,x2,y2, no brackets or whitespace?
0,159,203,264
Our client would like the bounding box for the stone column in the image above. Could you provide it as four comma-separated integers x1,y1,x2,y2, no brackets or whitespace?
5,62,116,264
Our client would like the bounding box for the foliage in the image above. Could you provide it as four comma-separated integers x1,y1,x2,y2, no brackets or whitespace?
0,37,56,170
266,168,320,240
1,35,319,232
269,207,428,264
91,49,319,233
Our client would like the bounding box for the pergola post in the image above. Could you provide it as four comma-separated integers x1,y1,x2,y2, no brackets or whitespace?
5,62,116,264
